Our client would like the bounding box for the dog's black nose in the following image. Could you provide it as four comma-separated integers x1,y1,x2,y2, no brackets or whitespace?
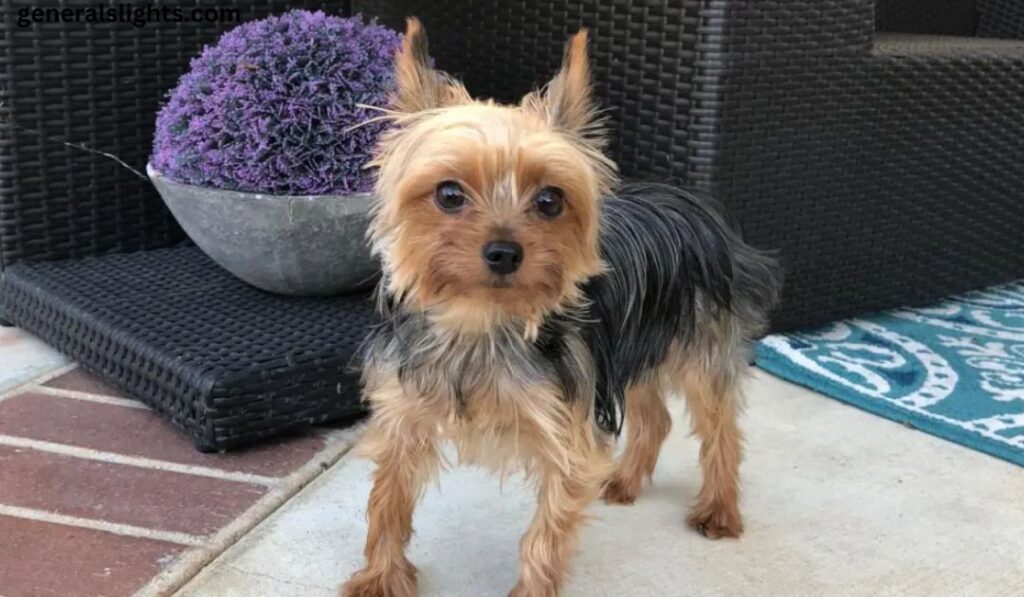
483,241,523,275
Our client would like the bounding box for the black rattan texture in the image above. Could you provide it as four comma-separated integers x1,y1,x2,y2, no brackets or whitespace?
978,0,1024,38
354,0,701,183
874,0,978,36
364,0,1024,332
0,246,374,450
0,0,335,271
690,1,1024,330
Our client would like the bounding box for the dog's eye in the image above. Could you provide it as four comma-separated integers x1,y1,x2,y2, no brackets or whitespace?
434,181,467,213
533,187,565,218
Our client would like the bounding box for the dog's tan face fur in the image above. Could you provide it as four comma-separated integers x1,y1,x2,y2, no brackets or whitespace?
370,19,616,334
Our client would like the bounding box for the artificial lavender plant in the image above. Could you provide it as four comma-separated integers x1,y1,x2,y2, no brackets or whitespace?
152,11,400,195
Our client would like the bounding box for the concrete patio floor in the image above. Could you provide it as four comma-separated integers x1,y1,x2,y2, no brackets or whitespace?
180,370,1024,597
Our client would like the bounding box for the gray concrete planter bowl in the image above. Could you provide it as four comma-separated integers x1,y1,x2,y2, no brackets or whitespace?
148,164,378,296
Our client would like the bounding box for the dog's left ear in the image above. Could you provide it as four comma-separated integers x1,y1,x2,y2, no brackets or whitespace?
393,17,470,113
534,29,599,135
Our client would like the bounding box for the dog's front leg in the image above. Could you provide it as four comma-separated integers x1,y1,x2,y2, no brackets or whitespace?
342,387,440,597
510,409,611,597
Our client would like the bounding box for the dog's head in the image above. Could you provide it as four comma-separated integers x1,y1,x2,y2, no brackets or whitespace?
369,18,616,334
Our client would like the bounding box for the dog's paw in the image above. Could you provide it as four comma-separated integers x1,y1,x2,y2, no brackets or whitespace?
687,502,743,540
600,477,640,505
340,562,416,597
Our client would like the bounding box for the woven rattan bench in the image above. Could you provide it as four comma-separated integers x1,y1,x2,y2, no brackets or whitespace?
1,246,373,451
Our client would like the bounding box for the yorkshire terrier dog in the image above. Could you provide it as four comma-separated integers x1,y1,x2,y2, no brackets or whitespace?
343,18,782,597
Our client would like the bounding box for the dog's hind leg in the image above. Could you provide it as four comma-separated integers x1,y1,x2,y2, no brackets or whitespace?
601,381,672,505
681,365,745,539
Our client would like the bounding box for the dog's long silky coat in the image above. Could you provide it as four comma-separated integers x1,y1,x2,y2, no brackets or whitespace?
344,19,782,597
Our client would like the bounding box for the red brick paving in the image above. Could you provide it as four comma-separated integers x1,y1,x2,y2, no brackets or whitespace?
0,392,325,477
0,445,266,535
0,366,342,596
43,368,123,397
0,515,185,597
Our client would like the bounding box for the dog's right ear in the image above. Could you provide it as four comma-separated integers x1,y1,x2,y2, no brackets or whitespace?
392,17,469,113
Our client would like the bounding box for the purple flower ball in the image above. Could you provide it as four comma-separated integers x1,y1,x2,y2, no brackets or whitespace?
151,11,401,195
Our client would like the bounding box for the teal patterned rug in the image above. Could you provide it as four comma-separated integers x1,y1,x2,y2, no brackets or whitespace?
756,281,1024,467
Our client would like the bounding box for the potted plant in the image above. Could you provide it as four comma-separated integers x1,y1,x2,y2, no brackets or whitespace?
149,10,400,295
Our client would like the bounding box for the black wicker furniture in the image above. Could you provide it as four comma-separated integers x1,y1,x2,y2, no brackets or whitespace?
359,0,1024,331
1,246,372,450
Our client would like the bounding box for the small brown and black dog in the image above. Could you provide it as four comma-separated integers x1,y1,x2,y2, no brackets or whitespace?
343,18,781,597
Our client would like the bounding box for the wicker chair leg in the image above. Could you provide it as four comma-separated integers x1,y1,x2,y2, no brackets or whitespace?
194,440,221,454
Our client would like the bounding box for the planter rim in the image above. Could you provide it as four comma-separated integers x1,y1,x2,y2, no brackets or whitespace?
146,163,374,204
147,161,379,296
